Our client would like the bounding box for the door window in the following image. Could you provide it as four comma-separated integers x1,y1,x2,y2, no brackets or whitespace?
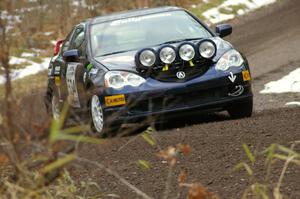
61,29,75,53
69,26,86,56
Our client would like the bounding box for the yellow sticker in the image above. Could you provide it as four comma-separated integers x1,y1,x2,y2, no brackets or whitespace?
55,76,61,86
105,94,126,107
242,70,251,81
162,64,169,71
189,60,195,67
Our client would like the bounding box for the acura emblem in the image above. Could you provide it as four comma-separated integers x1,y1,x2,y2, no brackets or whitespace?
176,71,186,79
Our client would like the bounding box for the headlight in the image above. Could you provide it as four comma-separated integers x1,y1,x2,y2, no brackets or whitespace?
104,71,145,89
215,49,244,71
199,40,216,59
179,44,195,61
159,46,176,64
139,49,156,67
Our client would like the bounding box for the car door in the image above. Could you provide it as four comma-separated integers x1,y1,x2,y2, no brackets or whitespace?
63,25,87,108
49,28,75,103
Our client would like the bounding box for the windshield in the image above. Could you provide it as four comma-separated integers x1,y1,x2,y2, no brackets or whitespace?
90,11,212,57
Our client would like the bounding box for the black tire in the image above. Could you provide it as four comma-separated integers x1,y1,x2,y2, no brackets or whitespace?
88,94,107,138
227,98,253,119
49,90,75,128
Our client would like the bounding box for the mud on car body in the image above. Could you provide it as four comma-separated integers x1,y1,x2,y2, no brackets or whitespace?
45,7,253,136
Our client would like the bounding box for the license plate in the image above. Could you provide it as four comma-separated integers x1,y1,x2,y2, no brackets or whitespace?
242,70,251,81
105,94,126,107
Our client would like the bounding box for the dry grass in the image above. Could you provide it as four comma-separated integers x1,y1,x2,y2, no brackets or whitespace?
0,71,47,99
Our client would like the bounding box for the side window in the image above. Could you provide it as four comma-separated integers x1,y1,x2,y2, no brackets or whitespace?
69,27,86,57
61,29,75,53
73,32,84,49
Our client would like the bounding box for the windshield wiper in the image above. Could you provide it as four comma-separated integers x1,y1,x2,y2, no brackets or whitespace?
97,50,129,57
160,37,203,45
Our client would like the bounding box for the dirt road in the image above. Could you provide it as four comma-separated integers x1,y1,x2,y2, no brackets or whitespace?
67,1,300,198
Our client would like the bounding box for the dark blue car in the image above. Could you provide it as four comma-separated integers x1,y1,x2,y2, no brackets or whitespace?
45,7,253,136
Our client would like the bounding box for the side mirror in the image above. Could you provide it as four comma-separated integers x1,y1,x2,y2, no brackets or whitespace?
63,49,79,62
53,40,64,55
216,24,232,38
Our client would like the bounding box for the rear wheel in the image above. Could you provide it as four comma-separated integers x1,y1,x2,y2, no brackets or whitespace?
51,91,62,120
227,98,253,119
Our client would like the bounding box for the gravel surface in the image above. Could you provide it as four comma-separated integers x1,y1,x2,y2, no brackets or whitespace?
70,0,300,198
73,108,300,199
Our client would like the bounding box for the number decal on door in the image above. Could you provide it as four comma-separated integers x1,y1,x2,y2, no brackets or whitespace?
66,63,81,108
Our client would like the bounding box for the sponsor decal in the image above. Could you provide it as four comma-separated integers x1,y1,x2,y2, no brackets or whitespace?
189,60,195,67
162,64,169,71
54,66,60,75
48,67,53,76
228,85,244,97
228,72,237,83
105,94,126,107
242,70,251,81
110,13,172,26
54,76,61,86
66,63,81,108
86,63,93,71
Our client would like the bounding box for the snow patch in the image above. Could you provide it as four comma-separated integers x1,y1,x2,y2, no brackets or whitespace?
50,40,57,45
0,58,50,84
72,0,87,7
9,56,28,65
202,0,276,24
285,102,300,106
21,52,36,58
44,31,54,36
260,68,300,94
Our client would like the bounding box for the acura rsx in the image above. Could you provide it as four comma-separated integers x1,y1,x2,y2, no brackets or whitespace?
45,7,253,136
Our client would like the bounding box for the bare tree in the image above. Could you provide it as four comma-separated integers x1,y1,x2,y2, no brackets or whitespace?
0,0,21,177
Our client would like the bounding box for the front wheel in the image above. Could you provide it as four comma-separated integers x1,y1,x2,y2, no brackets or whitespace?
227,98,253,119
90,95,106,137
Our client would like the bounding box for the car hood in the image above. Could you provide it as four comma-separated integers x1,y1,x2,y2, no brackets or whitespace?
94,37,233,73
95,51,139,73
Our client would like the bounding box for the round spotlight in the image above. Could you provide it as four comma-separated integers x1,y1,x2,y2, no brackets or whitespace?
159,46,176,64
179,44,195,61
199,40,216,59
139,49,156,67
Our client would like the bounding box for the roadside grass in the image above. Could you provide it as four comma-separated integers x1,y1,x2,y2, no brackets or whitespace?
0,99,104,199
0,71,47,99
0,57,44,71
218,4,248,15
25,56,44,64
189,0,224,19
8,62,32,70
12,48,35,58
236,142,300,199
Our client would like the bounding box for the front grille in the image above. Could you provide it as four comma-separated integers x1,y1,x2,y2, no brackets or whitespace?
148,59,212,82
128,87,227,114
129,95,184,114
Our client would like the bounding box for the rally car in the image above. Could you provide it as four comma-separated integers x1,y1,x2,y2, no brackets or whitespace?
45,7,253,136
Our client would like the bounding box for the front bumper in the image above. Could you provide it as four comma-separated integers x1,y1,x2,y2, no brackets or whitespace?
100,65,253,124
